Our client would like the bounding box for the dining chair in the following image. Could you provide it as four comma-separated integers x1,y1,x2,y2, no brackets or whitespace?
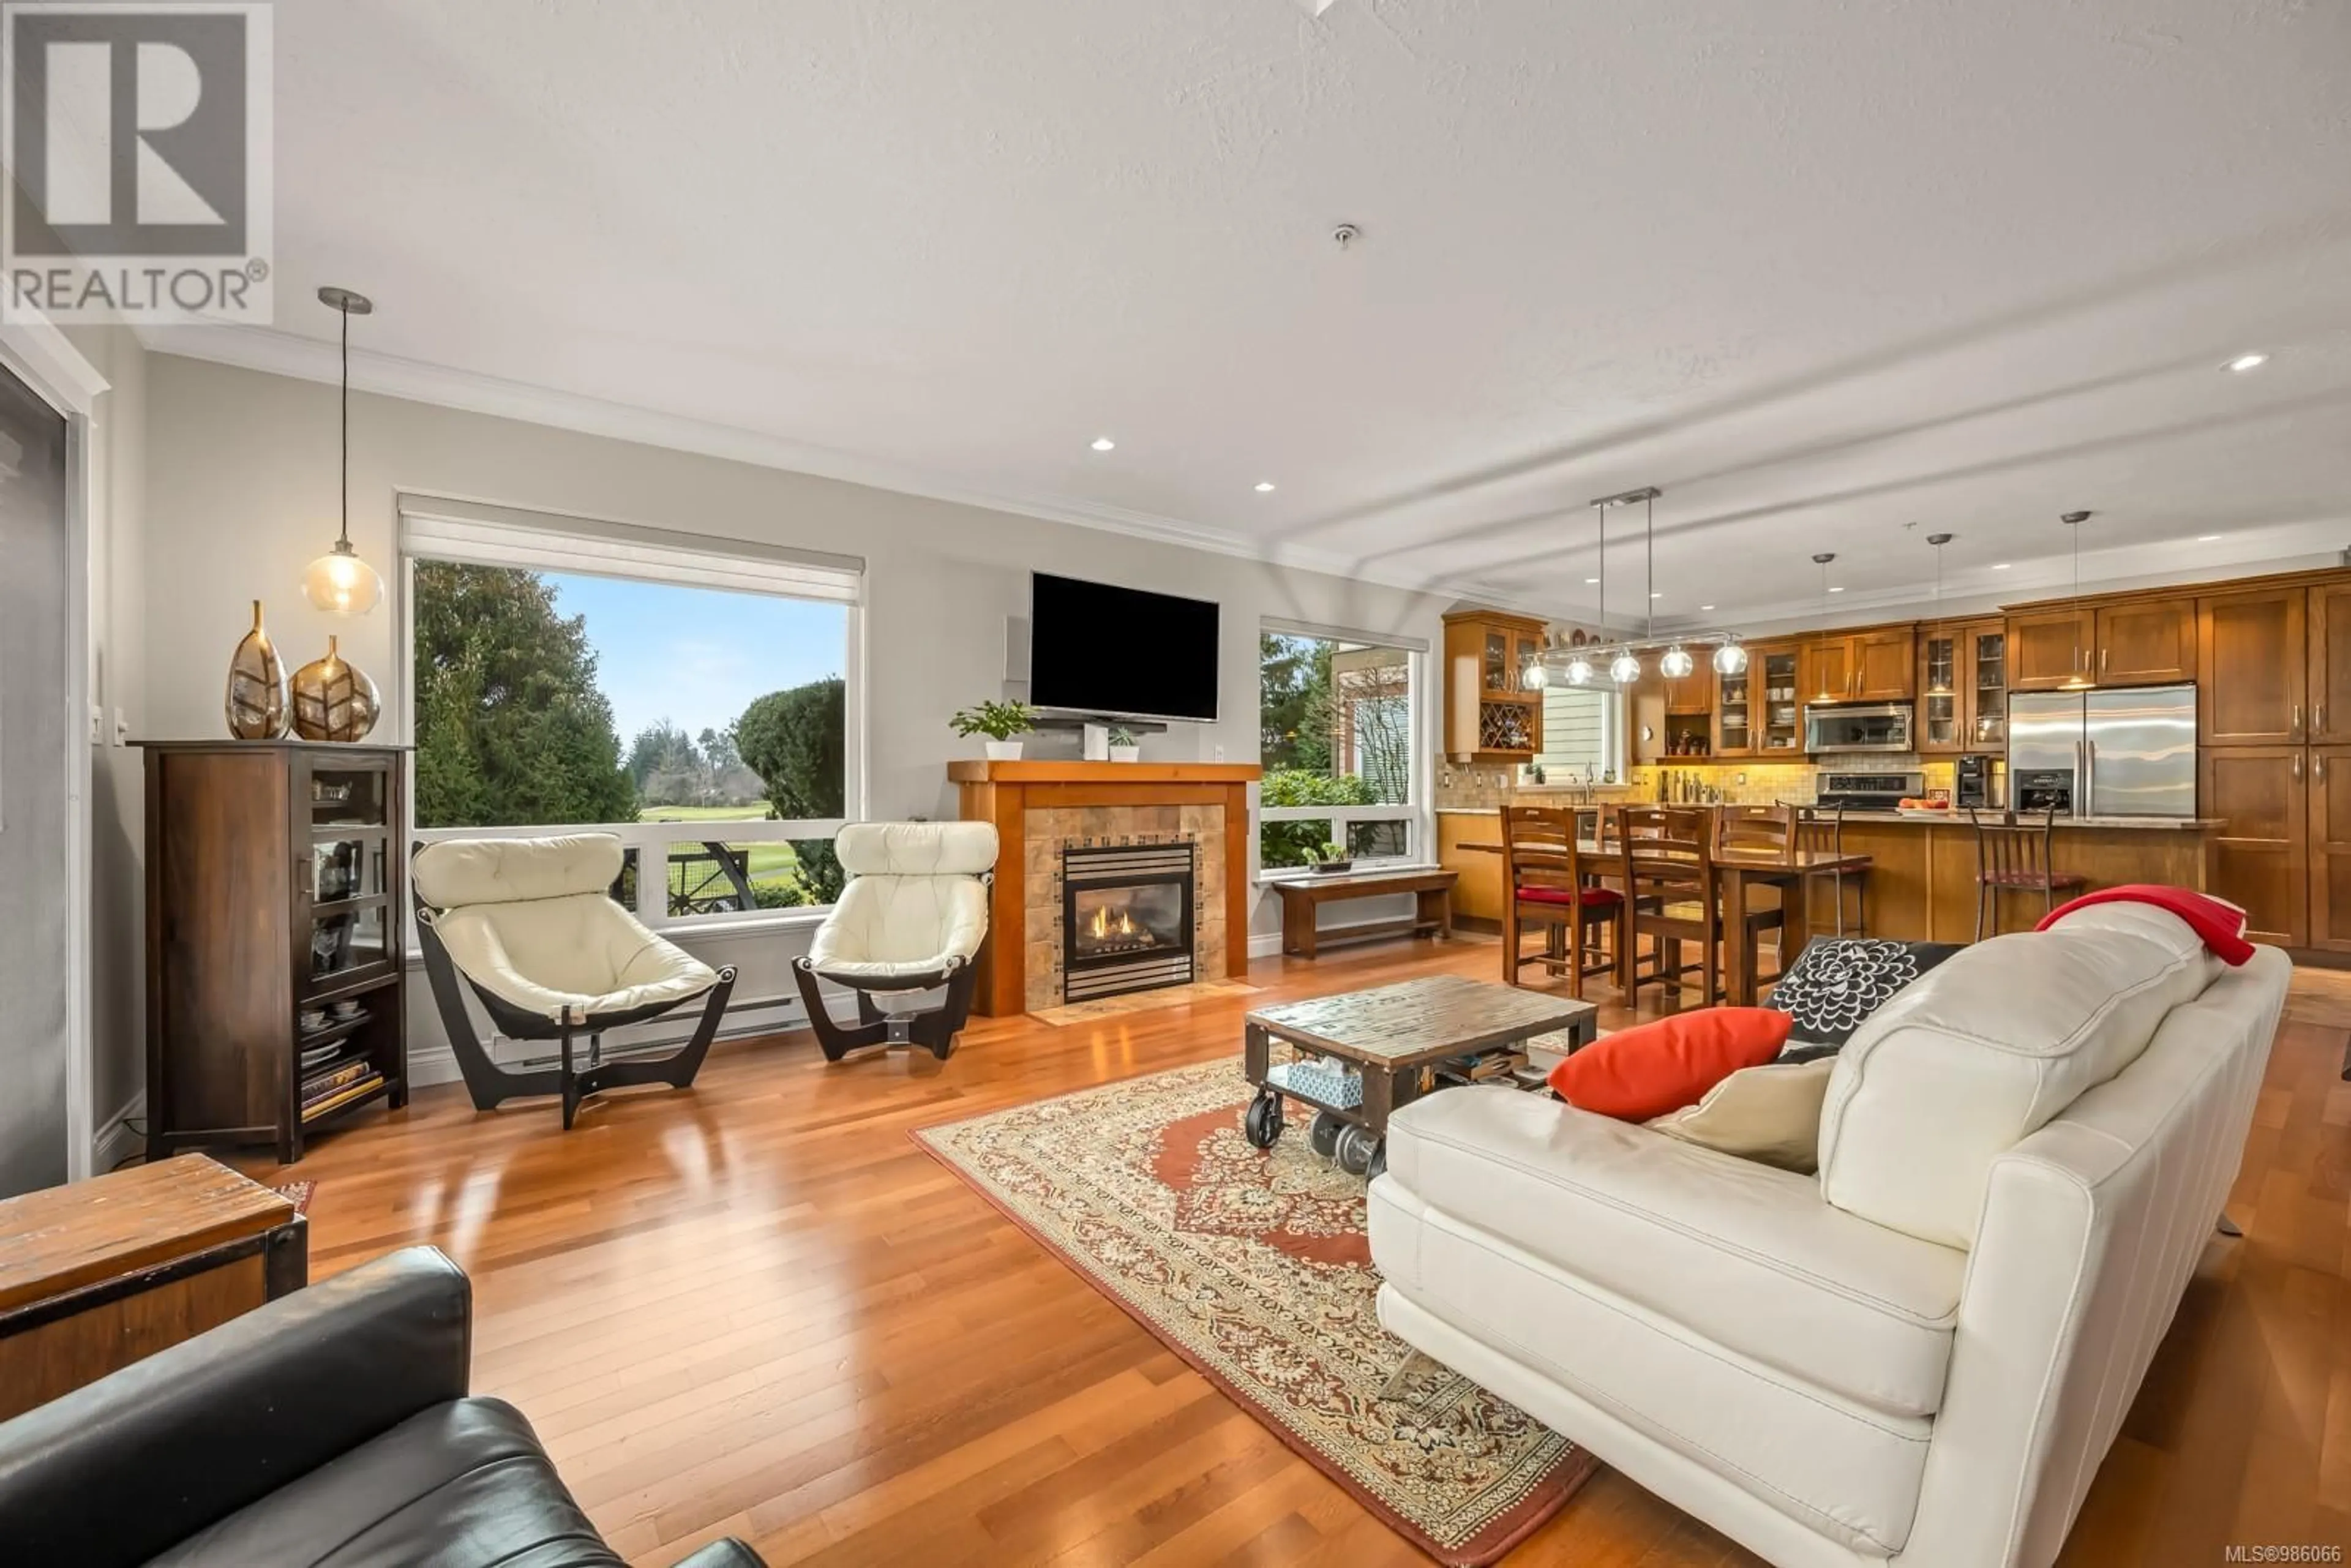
1794,802,1868,938
1717,803,1797,985
1970,805,2086,940
1616,806,1719,1004
1500,805,1624,997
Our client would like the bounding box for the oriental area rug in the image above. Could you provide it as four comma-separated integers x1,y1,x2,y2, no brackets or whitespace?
914,1061,1596,1566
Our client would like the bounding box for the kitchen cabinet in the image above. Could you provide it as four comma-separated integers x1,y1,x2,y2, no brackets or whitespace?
2200,745,2308,947
2093,597,2195,686
1666,658,1714,716
1799,629,1914,704
2306,582,2351,743
1753,643,1805,753
2198,587,2306,746
2008,607,2099,691
1801,637,1854,705
1853,629,1917,700
2308,746,2351,954
1962,621,2008,750
1918,626,1963,752
1714,656,1755,756
1442,609,1547,761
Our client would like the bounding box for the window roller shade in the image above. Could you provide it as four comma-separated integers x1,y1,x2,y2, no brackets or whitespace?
399,495,864,605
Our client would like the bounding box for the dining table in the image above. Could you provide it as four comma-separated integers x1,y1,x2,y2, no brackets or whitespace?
1455,836,1873,1007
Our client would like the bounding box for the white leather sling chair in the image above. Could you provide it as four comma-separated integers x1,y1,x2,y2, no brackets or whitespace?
791,822,997,1062
413,834,737,1128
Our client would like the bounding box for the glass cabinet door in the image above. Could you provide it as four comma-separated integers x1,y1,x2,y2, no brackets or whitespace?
1970,629,2008,746
1921,632,1959,748
297,752,399,998
1483,631,1509,694
1716,664,1752,753
1760,649,1802,751
1513,632,1544,694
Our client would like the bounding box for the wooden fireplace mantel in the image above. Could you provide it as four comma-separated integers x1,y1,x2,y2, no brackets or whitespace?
946,760,1262,784
951,758,1262,1016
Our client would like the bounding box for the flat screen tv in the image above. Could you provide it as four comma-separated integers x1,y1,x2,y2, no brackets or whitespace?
1029,572,1220,722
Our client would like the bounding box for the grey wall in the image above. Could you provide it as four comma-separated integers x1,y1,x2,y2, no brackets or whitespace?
137,354,1449,1068
0,365,72,1195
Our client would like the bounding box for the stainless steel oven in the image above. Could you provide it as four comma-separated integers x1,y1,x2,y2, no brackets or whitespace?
1802,702,1913,754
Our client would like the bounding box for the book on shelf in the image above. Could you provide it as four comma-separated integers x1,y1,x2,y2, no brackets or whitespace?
301,1073,384,1122
301,1058,375,1103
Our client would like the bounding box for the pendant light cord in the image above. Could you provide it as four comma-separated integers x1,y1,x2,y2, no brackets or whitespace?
338,302,351,549
1596,503,1606,647
1644,493,1655,641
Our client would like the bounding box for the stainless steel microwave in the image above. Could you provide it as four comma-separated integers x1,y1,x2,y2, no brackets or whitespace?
1802,702,1914,754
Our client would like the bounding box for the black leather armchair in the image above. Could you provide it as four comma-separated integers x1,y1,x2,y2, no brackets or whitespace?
0,1247,763,1567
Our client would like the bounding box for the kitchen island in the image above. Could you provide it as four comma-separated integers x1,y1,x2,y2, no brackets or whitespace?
1437,805,2219,945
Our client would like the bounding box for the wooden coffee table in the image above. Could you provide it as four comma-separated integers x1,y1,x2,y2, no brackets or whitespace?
1242,975,1597,1178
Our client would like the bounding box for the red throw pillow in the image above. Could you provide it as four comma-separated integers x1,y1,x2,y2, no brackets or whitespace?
1547,1008,1793,1121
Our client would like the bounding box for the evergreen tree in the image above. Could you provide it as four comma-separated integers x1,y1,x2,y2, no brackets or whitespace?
412,562,637,829
734,677,847,903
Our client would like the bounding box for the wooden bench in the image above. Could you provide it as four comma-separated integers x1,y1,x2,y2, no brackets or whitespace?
1271,866,1458,958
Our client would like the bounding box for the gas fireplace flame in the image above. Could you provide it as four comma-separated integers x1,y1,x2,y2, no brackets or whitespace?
1088,903,1139,942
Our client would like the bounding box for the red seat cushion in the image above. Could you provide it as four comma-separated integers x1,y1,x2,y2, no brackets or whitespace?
1547,1008,1792,1121
1517,885,1622,907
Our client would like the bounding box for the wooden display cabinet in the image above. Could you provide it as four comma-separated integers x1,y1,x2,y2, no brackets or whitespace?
1442,609,1547,762
139,740,410,1164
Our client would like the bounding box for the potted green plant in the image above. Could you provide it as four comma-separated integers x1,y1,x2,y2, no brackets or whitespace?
952,699,1035,762
1308,839,1353,875
1107,725,1141,763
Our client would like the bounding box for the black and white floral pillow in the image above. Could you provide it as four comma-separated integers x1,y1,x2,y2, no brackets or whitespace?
1769,939,1960,1058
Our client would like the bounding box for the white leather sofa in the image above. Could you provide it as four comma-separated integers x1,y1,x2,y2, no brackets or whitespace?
1367,902,2290,1567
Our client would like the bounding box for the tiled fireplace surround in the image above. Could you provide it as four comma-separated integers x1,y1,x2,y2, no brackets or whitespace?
948,762,1261,1017
1022,806,1225,1013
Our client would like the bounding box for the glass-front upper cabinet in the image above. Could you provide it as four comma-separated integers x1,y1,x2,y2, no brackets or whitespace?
1967,625,2008,748
1757,645,1803,752
1715,662,1753,755
1920,631,1961,751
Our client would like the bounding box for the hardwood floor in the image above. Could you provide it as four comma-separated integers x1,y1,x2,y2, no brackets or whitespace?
241,937,2351,1566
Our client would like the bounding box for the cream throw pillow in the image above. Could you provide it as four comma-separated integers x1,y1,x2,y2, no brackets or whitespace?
1649,1057,1836,1174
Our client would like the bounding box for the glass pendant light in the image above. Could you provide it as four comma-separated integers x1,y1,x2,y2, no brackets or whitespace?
1660,644,1695,679
1712,635,1747,675
1564,649,1594,686
1609,646,1643,684
301,287,384,616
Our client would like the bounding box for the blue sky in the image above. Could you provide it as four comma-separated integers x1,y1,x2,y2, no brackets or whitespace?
542,571,847,746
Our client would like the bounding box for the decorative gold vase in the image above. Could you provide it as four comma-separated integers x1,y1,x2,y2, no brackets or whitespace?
290,635,381,742
224,599,290,739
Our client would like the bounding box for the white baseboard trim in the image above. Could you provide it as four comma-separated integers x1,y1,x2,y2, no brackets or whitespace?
92,1092,145,1172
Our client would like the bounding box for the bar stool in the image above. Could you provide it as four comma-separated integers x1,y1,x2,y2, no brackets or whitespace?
1501,805,1623,997
1970,805,2087,940
1794,803,1867,937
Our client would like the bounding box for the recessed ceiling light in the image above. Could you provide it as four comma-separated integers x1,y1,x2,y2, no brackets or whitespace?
1828,585,1846,593
2225,353,2269,373
1992,562,2012,571
1090,437,1116,451
1253,481,1276,493
1585,577,1600,585
1650,591,1663,599
2197,533,2221,542
1700,604,1716,611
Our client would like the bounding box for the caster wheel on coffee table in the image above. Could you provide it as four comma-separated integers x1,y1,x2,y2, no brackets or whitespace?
1244,1090,1285,1149
1309,1110,1343,1158
1334,1123,1380,1177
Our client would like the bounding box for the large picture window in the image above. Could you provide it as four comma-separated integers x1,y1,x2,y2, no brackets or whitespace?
1258,626,1422,869
401,498,862,925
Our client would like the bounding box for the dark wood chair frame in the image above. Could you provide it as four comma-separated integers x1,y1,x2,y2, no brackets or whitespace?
790,955,981,1063
1795,802,1868,937
1617,806,1787,1004
1970,805,2086,940
1500,805,1622,997
416,909,737,1130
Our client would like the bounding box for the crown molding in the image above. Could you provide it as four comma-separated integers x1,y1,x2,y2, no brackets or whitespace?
134,322,1548,616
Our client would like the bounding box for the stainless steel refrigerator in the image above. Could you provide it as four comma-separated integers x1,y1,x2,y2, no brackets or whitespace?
2007,684,2197,818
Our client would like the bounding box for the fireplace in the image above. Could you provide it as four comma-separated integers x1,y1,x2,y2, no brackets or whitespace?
1060,841,1196,1002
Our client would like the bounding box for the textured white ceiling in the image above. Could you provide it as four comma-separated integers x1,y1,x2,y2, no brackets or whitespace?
182,0,2351,625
